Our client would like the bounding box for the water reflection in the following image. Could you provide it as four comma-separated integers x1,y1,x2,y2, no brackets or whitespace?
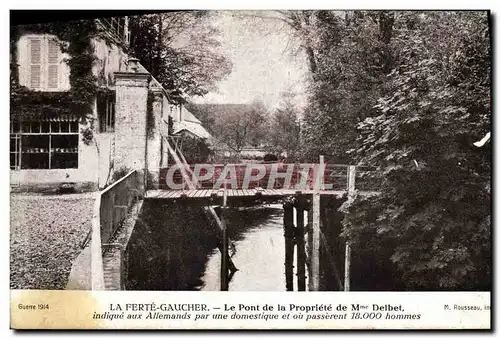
199,204,285,291
126,201,285,291
126,199,403,291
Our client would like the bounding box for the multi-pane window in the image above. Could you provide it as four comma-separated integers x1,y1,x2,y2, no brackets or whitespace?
26,36,62,91
97,92,116,133
99,17,130,45
10,119,79,170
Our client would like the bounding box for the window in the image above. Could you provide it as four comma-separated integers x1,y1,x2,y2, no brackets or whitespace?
29,39,41,88
97,92,116,133
25,36,62,91
47,39,59,89
10,120,79,170
99,17,129,45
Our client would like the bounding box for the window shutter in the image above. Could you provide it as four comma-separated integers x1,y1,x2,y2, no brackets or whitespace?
29,39,41,88
47,39,59,89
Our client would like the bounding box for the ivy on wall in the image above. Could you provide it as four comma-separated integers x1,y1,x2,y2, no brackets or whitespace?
10,20,101,122
146,91,155,139
168,115,174,135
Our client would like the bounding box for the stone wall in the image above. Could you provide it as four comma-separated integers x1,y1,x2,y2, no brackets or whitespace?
113,72,150,175
146,89,164,189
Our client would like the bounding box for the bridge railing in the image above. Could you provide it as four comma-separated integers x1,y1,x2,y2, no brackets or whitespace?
91,169,143,290
159,163,380,191
100,169,143,244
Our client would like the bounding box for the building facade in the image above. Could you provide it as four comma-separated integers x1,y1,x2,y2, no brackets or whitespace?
10,17,210,192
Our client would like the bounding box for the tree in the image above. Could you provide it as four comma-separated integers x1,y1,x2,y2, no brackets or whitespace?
237,11,398,162
342,12,491,290
265,91,303,161
299,11,398,162
180,136,213,164
187,101,269,158
204,10,491,290
129,12,232,103
262,10,491,290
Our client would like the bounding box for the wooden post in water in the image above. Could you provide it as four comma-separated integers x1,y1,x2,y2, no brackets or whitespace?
310,191,321,291
295,195,306,291
344,165,356,292
220,188,229,291
309,155,323,291
307,203,313,291
283,203,295,291
206,206,237,274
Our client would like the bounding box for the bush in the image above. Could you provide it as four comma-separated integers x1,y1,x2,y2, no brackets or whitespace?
263,153,278,162
111,166,132,183
181,137,213,164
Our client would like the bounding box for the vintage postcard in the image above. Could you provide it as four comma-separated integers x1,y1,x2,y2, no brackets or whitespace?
9,9,491,330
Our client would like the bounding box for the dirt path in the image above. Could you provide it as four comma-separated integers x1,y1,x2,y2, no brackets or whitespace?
10,193,94,289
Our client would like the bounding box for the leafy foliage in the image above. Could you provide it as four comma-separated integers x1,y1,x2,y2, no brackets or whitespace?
10,20,99,121
278,10,491,289
265,91,303,161
180,136,213,164
339,12,491,290
129,12,232,104
298,11,396,162
187,102,269,156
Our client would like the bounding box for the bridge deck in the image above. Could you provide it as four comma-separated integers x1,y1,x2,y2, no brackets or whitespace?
145,189,378,200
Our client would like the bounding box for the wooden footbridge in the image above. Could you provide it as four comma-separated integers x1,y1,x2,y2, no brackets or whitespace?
142,143,379,291
83,132,380,292
145,166,378,208
146,188,358,200
146,158,378,204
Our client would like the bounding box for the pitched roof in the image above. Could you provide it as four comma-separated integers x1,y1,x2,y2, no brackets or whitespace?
173,120,212,140
181,106,202,124
172,106,212,139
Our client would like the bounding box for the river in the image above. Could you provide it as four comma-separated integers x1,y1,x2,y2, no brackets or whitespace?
126,200,399,291
198,204,308,291
126,202,310,291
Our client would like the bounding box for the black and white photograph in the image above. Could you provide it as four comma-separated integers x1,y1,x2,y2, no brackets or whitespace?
8,8,491,330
